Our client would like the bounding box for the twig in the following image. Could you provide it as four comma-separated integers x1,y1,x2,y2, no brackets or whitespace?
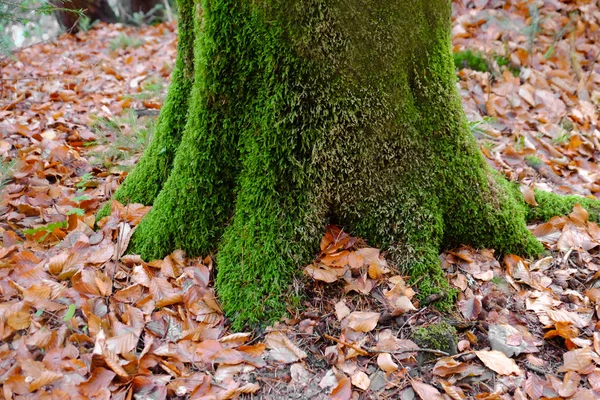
324,334,369,356
323,334,450,357
366,347,450,357
525,363,548,375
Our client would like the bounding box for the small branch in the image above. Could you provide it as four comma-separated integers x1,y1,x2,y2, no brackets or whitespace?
525,363,548,375
366,347,450,357
324,334,369,356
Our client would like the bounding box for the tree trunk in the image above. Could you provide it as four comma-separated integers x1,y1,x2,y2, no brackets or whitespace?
120,0,166,24
102,0,600,329
129,0,163,13
51,0,117,32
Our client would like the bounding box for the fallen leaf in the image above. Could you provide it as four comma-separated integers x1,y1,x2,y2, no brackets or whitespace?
351,371,370,390
410,379,444,400
377,353,398,373
331,377,352,400
475,350,522,375
346,312,380,332
264,332,307,363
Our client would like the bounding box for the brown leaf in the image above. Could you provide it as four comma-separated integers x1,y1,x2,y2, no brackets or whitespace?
475,350,522,375
28,370,63,392
520,185,538,206
558,347,593,373
331,377,352,400
459,296,482,320
377,353,398,373
78,368,116,397
7,310,30,330
335,300,351,321
440,381,466,400
351,371,370,390
305,263,346,283
150,277,183,308
264,332,307,363
346,312,380,332
410,379,444,400
433,358,470,377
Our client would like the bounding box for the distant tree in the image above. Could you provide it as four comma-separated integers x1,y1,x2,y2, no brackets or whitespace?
119,0,168,25
50,0,117,32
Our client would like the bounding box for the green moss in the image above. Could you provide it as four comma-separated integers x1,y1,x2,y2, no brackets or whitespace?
453,50,488,72
528,190,600,222
524,155,543,168
412,321,458,363
97,0,196,221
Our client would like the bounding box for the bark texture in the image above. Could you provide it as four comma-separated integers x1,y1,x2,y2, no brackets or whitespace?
102,0,600,328
51,0,117,32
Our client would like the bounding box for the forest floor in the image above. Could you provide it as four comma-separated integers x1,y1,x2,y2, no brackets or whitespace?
2,0,600,399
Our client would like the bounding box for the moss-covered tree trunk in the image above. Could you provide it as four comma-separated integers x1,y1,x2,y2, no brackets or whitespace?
102,0,600,328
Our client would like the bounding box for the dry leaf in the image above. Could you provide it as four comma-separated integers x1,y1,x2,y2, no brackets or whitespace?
558,347,593,372
410,379,444,400
351,371,370,390
475,350,522,375
331,377,352,400
335,300,351,321
377,353,398,373
264,332,307,363
346,312,380,332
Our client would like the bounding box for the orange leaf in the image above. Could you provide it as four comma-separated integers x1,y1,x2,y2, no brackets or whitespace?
331,377,352,400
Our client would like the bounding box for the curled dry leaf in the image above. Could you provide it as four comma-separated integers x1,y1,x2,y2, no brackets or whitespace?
459,296,482,320
351,371,370,390
520,185,538,206
558,347,593,373
305,263,346,283
377,353,398,373
440,381,466,400
331,377,352,400
433,358,470,377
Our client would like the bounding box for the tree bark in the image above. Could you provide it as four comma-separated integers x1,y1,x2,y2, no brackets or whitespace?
120,0,166,23
129,0,163,14
100,0,600,329
51,0,117,32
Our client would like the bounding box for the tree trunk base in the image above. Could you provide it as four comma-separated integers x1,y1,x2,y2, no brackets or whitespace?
101,0,600,329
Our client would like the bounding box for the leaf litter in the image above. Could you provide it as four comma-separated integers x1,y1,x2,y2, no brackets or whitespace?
3,0,600,398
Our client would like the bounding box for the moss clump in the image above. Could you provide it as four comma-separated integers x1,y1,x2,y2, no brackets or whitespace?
412,321,458,364
453,49,488,72
528,190,600,222
453,50,519,76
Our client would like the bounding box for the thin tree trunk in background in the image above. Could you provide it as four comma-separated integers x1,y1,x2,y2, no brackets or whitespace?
121,0,166,24
129,0,163,14
51,0,117,32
